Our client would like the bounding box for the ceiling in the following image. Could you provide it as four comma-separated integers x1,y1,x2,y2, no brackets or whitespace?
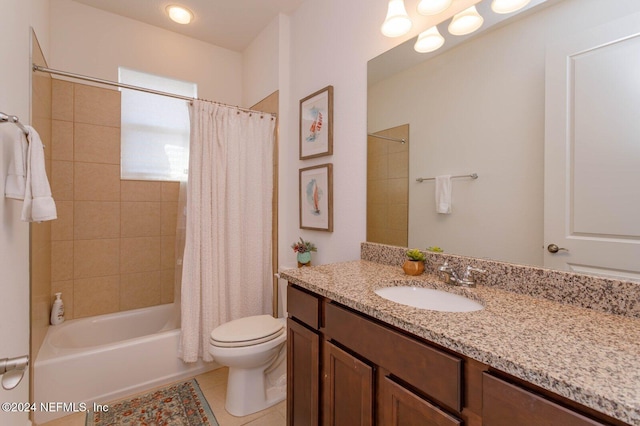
71,0,305,52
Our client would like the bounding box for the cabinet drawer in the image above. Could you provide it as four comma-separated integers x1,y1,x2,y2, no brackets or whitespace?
379,375,461,426
482,373,607,426
288,284,320,329
323,302,462,412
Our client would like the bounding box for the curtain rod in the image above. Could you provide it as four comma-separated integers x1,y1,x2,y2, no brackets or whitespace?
367,133,406,143
32,64,276,117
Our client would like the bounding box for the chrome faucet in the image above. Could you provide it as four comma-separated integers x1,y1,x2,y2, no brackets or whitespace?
438,262,486,288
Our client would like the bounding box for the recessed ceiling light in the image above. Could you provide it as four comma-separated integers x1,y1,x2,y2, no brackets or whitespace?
166,5,193,25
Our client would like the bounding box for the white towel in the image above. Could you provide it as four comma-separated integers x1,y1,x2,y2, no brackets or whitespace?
4,126,28,200
20,126,57,222
435,175,452,214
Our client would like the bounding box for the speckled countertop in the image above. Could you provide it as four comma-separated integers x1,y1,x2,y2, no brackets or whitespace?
280,260,640,425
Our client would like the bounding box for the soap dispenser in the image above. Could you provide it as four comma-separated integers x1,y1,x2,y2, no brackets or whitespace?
50,292,65,325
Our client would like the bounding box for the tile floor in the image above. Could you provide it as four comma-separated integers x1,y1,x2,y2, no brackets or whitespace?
39,367,286,426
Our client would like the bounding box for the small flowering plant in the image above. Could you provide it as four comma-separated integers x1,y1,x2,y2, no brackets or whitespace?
291,237,317,254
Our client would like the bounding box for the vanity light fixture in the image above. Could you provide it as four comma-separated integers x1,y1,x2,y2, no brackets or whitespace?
166,5,193,25
491,0,531,14
448,5,484,36
417,0,453,16
381,0,412,37
414,26,445,53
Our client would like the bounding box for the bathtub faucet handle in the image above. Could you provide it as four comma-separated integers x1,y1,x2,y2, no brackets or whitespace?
0,355,29,390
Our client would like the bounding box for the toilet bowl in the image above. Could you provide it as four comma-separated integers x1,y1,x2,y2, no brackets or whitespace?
209,314,287,417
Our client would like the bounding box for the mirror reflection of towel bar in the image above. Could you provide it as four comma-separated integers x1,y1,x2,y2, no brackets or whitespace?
367,133,406,143
416,173,478,183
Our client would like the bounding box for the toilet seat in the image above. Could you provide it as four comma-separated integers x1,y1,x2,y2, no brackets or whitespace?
210,315,285,348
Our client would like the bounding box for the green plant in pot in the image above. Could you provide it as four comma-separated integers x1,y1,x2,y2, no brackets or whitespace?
403,248,426,276
292,238,317,267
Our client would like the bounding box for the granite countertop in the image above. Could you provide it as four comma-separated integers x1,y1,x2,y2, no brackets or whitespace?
280,260,640,425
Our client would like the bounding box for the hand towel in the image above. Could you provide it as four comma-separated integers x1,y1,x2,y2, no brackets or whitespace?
4,126,28,200
21,126,57,222
435,175,452,214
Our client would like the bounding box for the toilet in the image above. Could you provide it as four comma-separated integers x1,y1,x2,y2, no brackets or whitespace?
209,315,287,417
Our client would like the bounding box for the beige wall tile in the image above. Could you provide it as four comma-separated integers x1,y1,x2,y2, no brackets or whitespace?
74,275,119,318
161,269,175,304
74,162,120,201
51,200,74,241
121,202,161,237
32,74,52,121
388,178,408,205
74,84,121,127
120,271,161,311
388,151,409,179
74,239,119,279
367,179,388,205
52,240,74,281
161,181,180,202
367,205,388,230
367,136,388,158
387,230,408,248
52,120,73,161
367,153,387,181
52,160,74,201
388,203,408,231
74,123,120,164
52,79,74,121
161,235,176,270
120,237,161,273
121,180,162,201
161,202,178,236
74,201,120,240
51,280,75,320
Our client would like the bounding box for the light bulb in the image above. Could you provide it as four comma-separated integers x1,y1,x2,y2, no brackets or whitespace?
381,0,412,38
417,0,453,16
491,0,531,14
166,5,193,25
414,26,445,53
448,5,484,36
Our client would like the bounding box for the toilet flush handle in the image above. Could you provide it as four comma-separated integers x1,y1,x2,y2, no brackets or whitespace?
0,355,29,390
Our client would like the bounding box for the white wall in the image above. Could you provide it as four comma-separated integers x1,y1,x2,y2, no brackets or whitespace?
0,2,49,424
367,0,640,266
49,0,242,104
243,14,281,107
279,0,452,266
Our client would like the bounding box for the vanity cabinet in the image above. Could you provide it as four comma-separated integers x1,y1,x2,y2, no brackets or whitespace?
287,283,626,426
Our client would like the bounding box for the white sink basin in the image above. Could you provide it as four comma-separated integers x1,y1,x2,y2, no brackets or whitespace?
375,286,483,312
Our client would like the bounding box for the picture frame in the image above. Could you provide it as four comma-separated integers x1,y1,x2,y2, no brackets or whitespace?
299,85,333,160
299,163,333,232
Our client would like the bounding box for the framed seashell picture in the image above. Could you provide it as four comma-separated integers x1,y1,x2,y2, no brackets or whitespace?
299,163,333,232
299,85,333,159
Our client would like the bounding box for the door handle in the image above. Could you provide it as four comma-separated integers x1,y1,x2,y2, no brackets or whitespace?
547,244,568,254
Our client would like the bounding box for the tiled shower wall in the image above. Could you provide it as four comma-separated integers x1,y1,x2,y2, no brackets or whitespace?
50,79,178,320
367,124,409,247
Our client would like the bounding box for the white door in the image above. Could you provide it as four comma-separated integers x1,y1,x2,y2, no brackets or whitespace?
544,11,640,279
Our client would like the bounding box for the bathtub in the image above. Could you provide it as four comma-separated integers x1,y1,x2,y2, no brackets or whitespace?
33,303,216,424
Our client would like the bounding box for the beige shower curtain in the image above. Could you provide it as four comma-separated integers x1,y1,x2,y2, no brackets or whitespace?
180,100,276,362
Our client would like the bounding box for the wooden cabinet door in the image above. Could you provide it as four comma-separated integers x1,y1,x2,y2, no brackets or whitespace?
379,375,462,426
287,318,320,426
322,340,374,426
483,373,606,426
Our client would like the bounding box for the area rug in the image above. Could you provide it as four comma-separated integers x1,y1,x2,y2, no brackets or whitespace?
87,379,219,426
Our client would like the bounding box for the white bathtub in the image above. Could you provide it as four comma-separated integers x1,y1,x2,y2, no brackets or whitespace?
34,303,216,424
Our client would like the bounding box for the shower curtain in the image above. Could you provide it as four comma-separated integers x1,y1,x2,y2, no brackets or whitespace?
180,100,276,362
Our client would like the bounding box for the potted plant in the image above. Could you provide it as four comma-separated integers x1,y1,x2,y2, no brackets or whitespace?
292,237,317,267
403,248,426,276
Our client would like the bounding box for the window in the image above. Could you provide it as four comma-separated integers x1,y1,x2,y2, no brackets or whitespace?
119,67,197,181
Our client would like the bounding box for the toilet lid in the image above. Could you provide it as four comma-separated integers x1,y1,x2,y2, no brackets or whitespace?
210,315,284,348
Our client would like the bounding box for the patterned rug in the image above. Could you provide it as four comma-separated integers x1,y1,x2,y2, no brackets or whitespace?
87,379,218,426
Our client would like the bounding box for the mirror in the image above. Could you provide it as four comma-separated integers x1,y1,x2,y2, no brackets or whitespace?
367,0,640,276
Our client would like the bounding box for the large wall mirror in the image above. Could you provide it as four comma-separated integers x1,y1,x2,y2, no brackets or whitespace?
367,0,640,280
